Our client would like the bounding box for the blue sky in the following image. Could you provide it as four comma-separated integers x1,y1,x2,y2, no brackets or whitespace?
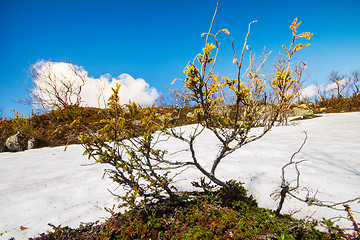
1,0,359,116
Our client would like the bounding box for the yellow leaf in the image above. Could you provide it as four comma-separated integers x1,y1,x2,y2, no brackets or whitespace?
197,54,204,64
20,226,28,231
219,29,230,35
290,18,301,36
297,32,313,40
282,45,289,53
290,18,297,34
293,43,310,53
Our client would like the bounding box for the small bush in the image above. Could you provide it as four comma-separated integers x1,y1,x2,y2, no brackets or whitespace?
82,84,182,207
314,93,360,113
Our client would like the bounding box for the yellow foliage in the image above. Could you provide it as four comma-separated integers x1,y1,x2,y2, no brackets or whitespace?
202,43,216,55
290,18,301,36
293,43,310,53
219,29,230,35
247,71,264,79
297,32,313,40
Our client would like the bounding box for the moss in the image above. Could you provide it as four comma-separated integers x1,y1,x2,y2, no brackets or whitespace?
31,183,349,239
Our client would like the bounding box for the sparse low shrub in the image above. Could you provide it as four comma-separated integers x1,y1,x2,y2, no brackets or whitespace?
165,7,313,190
10,109,36,137
314,93,360,113
0,118,14,152
82,83,182,207
192,179,257,210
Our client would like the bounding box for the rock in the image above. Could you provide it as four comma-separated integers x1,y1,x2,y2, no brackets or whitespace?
288,107,313,118
214,105,231,117
159,115,177,124
186,107,232,119
27,138,36,150
5,132,26,152
186,109,204,119
186,111,196,119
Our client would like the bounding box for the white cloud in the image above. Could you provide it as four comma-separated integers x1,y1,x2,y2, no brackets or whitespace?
324,78,348,92
300,78,348,100
86,73,159,108
31,60,159,109
300,84,318,99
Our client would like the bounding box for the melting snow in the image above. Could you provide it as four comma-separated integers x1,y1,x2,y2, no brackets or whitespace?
1,112,359,239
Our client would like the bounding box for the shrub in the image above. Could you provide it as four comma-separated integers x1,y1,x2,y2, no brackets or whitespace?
165,12,312,189
28,60,87,111
82,0,312,207
314,93,360,113
82,84,183,207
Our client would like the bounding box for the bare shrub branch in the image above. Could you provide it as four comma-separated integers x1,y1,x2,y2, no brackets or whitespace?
168,12,312,189
273,131,360,234
28,60,87,111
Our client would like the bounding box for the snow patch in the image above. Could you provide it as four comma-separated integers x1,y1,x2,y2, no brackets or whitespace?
1,112,360,239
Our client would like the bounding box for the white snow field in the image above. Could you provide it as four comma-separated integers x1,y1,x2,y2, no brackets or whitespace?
1,112,359,239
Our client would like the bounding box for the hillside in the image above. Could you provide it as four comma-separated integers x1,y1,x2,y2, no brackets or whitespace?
0,111,359,239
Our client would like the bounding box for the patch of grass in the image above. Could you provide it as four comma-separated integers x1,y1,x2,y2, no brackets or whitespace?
0,107,108,152
30,182,351,239
0,106,199,152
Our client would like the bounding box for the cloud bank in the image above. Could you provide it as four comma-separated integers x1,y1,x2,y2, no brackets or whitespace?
31,61,159,109
300,78,348,99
